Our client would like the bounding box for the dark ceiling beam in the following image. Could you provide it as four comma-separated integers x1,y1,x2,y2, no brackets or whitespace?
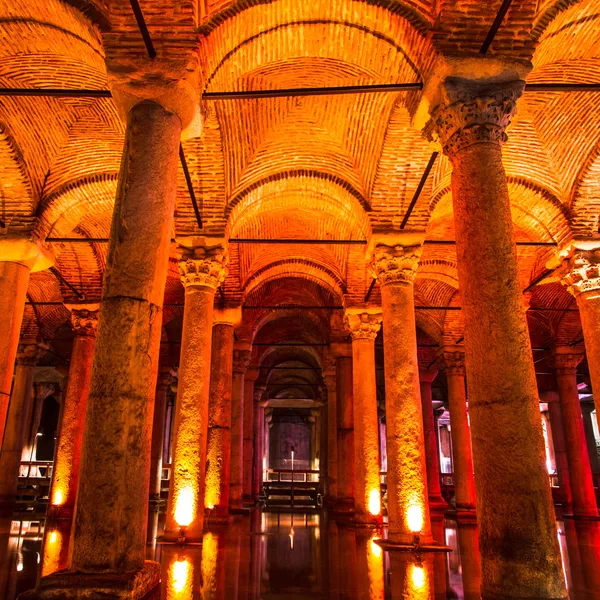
49,267,85,300
399,151,439,230
230,238,366,245
129,0,157,59
425,240,557,247
480,0,514,55
179,144,203,229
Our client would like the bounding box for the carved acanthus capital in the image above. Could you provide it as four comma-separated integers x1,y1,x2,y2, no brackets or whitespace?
178,247,228,290
439,349,466,377
560,248,600,298
424,79,525,161
552,349,584,375
345,311,382,341
253,385,266,403
16,341,48,366
370,244,423,286
70,308,99,338
233,349,251,374
157,367,177,391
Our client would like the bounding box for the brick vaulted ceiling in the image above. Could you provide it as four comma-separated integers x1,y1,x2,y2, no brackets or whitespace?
1,0,599,383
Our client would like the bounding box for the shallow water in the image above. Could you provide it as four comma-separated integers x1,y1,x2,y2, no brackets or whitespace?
3,511,600,598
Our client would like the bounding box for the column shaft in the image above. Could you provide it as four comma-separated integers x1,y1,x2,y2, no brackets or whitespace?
420,370,445,510
543,390,573,509
0,352,36,514
230,348,250,511
325,371,338,502
165,277,221,541
429,80,565,597
554,352,597,517
581,402,600,473
149,376,169,501
252,400,263,498
336,355,354,508
70,102,181,574
0,262,31,442
347,312,381,522
243,372,257,503
205,323,234,516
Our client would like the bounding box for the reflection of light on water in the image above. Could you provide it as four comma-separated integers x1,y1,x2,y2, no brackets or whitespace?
289,527,295,550
201,532,219,594
367,534,384,599
16,551,23,572
170,558,190,594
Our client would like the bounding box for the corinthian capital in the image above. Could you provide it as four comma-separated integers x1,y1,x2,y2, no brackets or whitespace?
439,348,466,377
233,349,251,374
425,79,525,161
370,244,422,286
69,306,99,338
560,248,600,298
16,341,48,366
552,348,584,375
178,246,227,290
345,311,382,341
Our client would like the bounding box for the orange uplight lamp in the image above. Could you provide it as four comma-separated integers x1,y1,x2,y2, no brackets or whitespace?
52,489,64,506
407,504,424,547
175,487,195,543
368,488,381,516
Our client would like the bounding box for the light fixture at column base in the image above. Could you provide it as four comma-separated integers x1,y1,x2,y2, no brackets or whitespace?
375,539,452,553
18,561,160,600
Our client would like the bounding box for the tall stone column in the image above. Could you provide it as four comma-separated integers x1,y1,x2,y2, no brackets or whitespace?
323,363,338,504
542,390,572,509
439,348,476,515
252,385,266,499
149,367,174,503
43,308,98,574
0,341,44,516
204,308,238,519
230,345,250,511
560,247,600,429
425,76,565,598
346,310,382,523
243,368,259,505
22,381,56,467
0,239,53,445
165,247,227,542
581,401,600,474
370,244,432,543
332,346,354,512
419,367,446,512
552,348,598,517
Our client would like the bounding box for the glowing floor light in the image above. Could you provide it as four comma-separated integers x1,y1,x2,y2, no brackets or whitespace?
368,488,381,516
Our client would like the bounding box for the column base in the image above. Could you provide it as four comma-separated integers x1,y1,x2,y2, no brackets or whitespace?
333,499,355,515
453,508,478,524
204,511,233,526
375,538,452,553
18,561,160,600
428,495,449,514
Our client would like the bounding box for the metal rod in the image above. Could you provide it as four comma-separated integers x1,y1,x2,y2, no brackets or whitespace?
129,0,157,59
243,305,343,310
480,0,514,55
179,143,203,229
1,83,599,102
523,268,555,293
424,239,557,247
218,286,225,304
400,151,439,230
364,278,377,303
252,343,329,347
50,268,85,300
203,82,423,100
230,238,366,245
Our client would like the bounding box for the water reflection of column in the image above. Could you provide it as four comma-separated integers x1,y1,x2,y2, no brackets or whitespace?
238,516,251,600
0,517,17,598
430,517,447,598
249,510,263,600
326,521,340,599
456,521,482,600
162,545,202,600
388,553,435,600
355,530,385,600
338,526,358,598
201,529,228,600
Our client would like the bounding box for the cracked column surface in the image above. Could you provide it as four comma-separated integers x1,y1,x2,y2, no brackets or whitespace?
426,76,566,599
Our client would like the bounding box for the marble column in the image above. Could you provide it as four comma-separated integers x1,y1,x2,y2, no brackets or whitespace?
426,77,565,598
0,341,44,516
440,348,476,515
370,244,432,543
345,310,382,523
552,348,598,517
542,390,573,510
22,381,55,467
205,308,238,519
324,361,338,504
230,345,250,511
149,367,174,503
581,401,600,474
0,239,52,445
332,347,354,512
560,247,600,429
243,368,259,505
419,367,446,512
165,247,227,542
252,386,266,499
43,308,98,574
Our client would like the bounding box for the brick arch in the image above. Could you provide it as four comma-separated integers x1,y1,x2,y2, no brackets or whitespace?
0,122,34,221
531,0,584,39
569,143,600,237
417,259,459,289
